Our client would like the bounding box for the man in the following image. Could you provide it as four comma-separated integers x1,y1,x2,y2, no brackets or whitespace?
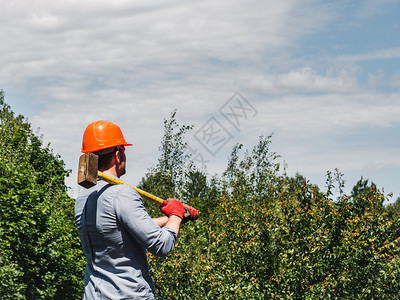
75,120,198,299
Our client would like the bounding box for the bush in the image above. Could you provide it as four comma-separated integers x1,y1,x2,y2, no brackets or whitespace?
2,102,399,299
0,91,85,299
143,112,400,298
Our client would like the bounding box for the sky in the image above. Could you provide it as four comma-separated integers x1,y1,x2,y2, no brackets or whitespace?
1,0,399,202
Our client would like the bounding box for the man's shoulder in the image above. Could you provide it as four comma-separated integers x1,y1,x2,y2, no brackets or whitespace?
103,182,142,201
76,179,142,203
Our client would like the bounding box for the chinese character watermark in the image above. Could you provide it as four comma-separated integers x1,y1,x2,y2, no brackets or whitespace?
219,91,257,131
182,143,210,170
194,116,233,157
186,91,257,168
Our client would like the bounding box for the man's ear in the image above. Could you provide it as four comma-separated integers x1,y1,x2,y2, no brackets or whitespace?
115,150,122,164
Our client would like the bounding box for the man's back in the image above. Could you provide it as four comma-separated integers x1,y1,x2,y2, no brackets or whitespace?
75,178,177,299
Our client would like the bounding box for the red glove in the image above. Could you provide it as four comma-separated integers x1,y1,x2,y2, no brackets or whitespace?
160,198,185,219
182,204,199,224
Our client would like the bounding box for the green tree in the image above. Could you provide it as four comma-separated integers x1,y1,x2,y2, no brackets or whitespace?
386,196,400,217
138,110,224,217
0,91,85,299
351,176,376,199
138,110,193,204
145,117,400,299
351,176,382,215
149,134,282,299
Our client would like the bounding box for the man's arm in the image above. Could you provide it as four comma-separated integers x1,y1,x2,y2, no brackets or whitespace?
153,216,168,227
164,215,182,236
159,199,184,236
115,186,178,257
152,215,182,236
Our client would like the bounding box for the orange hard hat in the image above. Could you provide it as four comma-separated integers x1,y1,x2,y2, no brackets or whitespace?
81,120,132,153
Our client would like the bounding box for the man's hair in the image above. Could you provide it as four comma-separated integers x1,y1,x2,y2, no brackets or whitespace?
97,147,118,171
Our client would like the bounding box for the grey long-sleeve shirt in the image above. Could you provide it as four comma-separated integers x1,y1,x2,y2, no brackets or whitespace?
75,178,177,299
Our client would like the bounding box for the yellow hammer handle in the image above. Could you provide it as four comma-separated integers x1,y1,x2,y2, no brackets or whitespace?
97,171,166,206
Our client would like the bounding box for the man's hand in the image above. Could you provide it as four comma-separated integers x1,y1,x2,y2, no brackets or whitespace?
160,198,185,219
182,204,199,224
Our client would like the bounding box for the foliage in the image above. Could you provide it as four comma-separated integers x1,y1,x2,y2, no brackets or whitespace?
270,175,400,298
350,176,380,215
386,197,400,217
138,110,194,216
143,111,400,299
2,100,400,299
0,91,85,299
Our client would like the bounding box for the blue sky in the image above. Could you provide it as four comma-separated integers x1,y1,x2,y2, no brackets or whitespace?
1,0,399,201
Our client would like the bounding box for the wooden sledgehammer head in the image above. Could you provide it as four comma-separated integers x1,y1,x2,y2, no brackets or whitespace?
78,152,99,188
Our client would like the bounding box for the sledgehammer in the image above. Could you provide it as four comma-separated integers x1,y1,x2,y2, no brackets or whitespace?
77,152,166,206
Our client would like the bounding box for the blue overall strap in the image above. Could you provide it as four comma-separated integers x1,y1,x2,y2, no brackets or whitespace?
81,199,95,267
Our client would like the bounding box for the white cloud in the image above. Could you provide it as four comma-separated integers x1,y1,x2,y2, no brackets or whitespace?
245,91,400,143
1,0,399,199
0,0,338,87
337,47,400,62
391,72,400,86
244,67,359,93
368,70,385,87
